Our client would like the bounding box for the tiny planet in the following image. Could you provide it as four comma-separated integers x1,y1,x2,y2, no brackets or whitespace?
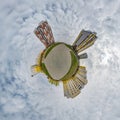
31,21,97,98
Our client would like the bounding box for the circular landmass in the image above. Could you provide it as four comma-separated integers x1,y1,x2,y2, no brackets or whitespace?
41,43,79,81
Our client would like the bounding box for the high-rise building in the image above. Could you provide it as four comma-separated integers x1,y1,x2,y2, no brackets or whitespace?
31,21,97,98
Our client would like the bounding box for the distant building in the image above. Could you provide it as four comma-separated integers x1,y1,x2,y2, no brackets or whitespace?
31,21,97,98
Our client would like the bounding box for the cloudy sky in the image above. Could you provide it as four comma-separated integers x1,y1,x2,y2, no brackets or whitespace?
0,0,120,120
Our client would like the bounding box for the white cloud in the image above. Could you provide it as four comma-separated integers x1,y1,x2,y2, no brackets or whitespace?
0,0,120,120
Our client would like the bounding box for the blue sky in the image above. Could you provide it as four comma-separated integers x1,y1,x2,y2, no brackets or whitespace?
0,0,120,120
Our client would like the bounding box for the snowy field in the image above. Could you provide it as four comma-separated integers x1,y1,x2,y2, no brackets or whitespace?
0,0,120,120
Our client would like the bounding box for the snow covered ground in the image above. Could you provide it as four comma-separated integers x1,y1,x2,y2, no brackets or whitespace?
0,0,120,120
